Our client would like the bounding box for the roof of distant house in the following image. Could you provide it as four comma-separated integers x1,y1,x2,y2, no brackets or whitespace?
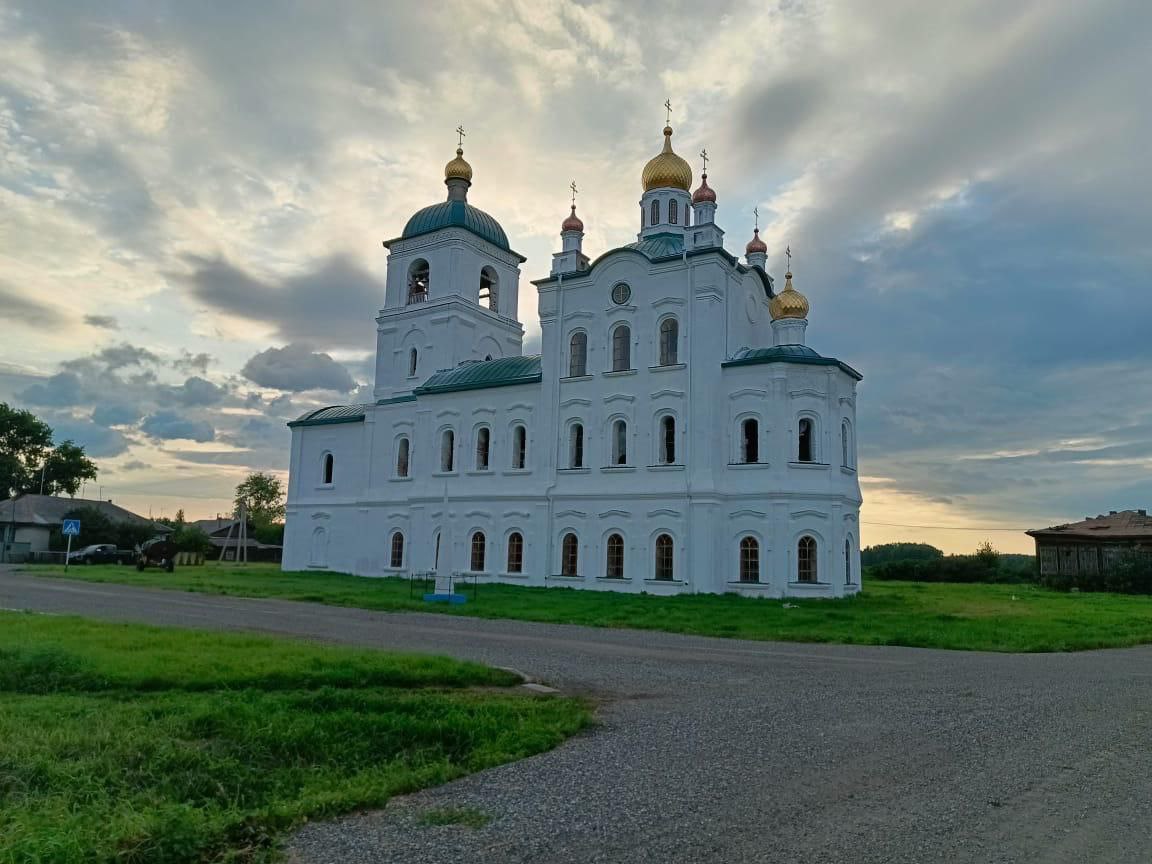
0,494,173,533
1026,509,1152,541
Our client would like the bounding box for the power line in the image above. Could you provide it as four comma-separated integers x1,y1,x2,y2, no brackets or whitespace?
860,520,1033,532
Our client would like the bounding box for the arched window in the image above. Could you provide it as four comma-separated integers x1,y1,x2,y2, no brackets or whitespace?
440,430,455,472
512,425,527,469
407,259,429,303
798,536,818,583
569,331,587,377
507,532,524,573
612,419,628,465
390,531,404,568
479,266,499,311
740,537,760,583
658,318,678,365
742,419,759,463
321,453,334,485
569,423,584,468
310,527,328,567
408,347,418,377
660,416,676,464
798,418,814,463
612,324,631,371
654,534,674,581
650,199,660,226
561,533,579,576
668,198,678,225
845,537,853,584
606,533,625,578
470,531,486,572
396,438,410,478
842,421,851,467
475,427,490,470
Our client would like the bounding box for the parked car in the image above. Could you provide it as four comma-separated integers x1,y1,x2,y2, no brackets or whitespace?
67,543,132,565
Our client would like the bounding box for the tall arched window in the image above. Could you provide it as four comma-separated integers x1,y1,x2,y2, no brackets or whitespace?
408,347,418,377
507,532,524,573
569,331,587,377
396,438,410,478
845,537,853,584
612,419,628,465
512,425,527,469
390,531,404,568
470,531,486,572
321,453,334,485
660,416,676,464
742,419,759,463
440,430,455,472
407,259,429,303
798,536,818,583
569,423,584,468
842,421,851,467
668,198,679,225
654,534,674,581
479,266,499,311
606,533,625,578
475,427,490,470
612,325,631,371
798,418,814,463
740,536,760,583
658,318,678,365
561,533,579,576
650,199,660,226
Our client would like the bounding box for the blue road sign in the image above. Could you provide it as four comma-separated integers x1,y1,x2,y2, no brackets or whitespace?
62,519,81,537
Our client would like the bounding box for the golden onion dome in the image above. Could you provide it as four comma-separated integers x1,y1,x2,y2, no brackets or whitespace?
770,271,810,320
642,126,693,192
444,146,473,182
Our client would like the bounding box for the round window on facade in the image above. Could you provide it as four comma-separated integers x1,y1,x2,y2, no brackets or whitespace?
611,281,632,305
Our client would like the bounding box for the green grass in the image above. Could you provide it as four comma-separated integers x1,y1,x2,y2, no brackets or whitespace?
417,806,491,828
0,611,590,864
21,562,1152,652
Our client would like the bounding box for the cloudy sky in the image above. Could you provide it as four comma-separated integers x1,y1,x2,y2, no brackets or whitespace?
1,0,1149,552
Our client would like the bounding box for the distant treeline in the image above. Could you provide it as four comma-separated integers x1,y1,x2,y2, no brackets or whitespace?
862,542,1035,584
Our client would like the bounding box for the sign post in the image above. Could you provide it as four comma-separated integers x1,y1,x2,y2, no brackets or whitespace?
62,519,80,572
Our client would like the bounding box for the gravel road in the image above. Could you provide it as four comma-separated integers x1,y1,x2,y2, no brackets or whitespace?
3,569,1150,864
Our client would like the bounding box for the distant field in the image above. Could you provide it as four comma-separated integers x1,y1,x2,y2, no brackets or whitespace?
20,562,1152,652
0,610,590,864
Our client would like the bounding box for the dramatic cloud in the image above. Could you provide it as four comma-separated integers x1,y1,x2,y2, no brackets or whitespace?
91,403,143,427
0,280,65,326
18,372,83,407
140,411,216,443
173,351,212,375
241,343,356,393
83,315,119,330
181,255,385,352
162,376,227,407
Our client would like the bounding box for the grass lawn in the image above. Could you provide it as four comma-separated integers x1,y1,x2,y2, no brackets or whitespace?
0,611,590,864
20,562,1152,652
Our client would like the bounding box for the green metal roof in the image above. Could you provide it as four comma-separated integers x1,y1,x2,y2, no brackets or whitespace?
723,345,863,380
414,355,542,395
288,404,371,428
395,200,525,260
623,233,685,260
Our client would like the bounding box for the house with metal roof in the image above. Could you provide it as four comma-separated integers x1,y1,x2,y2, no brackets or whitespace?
0,493,171,562
284,123,863,597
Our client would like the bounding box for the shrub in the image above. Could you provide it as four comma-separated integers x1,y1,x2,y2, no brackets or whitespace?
861,543,944,567
867,554,1028,584
1039,551,1152,595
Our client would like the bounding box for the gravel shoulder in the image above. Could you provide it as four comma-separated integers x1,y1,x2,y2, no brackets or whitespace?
3,569,1150,864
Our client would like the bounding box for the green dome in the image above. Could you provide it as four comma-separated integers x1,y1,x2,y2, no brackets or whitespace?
402,200,510,251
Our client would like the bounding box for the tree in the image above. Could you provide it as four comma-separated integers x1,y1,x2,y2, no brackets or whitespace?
39,440,98,497
234,472,285,528
975,540,1001,570
0,402,53,500
860,542,944,567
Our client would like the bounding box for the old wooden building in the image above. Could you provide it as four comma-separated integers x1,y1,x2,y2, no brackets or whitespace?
1027,509,1152,578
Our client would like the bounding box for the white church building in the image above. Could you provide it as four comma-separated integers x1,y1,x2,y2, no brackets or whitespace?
283,124,863,596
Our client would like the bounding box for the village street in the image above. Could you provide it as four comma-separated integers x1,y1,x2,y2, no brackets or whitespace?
3,568,1150,864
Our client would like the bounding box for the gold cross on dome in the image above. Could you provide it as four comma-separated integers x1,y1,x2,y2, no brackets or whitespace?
665,99,672,125
786,245,792,270
699,148,708,173
456,125,466,146
570,180,578,206
753,206,759,231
